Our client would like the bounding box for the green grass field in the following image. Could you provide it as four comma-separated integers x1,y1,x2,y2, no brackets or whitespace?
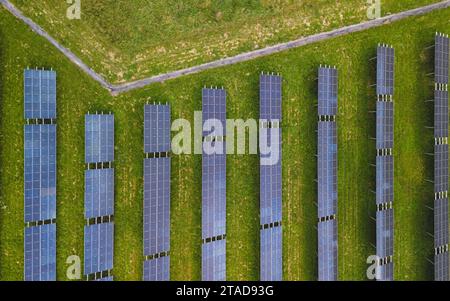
0,4,449,281
9,0,441,83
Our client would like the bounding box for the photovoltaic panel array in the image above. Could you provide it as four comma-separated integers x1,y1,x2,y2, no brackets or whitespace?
318,67,338,116
143,104,171,281
84,223,114,275
259,74,283,281
24,69,56,120
23,69,57,281
24,125,57,223
434,33,449,281
376,45,394,281
318,220,338,281
202,88,227,281
144,105,171,154
24,224,56,281
317,66,338,281
202,239,226,281
84,114,115,281
376,45,395,96
85,114,114,164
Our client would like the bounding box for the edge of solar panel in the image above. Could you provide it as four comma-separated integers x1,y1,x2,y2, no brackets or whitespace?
201,239,226,281
435,33,449,85
143,256,170,281
24,224,56,281
24,69,57,120
84,168,115,219
84,114,115,164
260,226,282,281
144,104,171,154
143,157,171,256
83,222,114,276
318,219,338,281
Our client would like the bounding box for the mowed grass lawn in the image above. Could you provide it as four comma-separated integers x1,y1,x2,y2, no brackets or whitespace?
8,0,441,83
0,6,449,280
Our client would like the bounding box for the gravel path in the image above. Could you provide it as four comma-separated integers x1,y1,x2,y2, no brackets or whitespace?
2,0,449,95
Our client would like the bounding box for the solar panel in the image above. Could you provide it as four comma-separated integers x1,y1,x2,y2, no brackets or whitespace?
434,198,449,248
318,219,338,281
260,74,282,121
24,224,56,281
376,101,394,150
434,144,449,194
377,45,395,96
376,209,394,259
143,257,170,281
24,125,57,223
84,222,114,275
144,105,171,154
434,90,449,138
376,155,394,205
85,114,114,164
435,253,450,281
260,226,282,281
202,88,227,137
202,239,226,281
377,261,394,281
318,67,338,116
24,69,57,120
435,33,449,85
95,276,114,281
144,158,171,256
202,152,226,239
85,169,114,219
318,121,337,219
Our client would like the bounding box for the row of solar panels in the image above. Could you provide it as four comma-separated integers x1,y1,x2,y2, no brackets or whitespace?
201,88,228,281
24,69,58,281
375,44,396,281
143,104,171,281
317,67,338,281
84,114,115,281
434,33,450,282
259,74,283,281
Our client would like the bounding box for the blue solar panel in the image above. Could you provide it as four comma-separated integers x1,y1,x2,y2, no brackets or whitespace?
202,152,226,239
84,222,114,275
318,67,338,116
435,253,449,281
318,121,337,219
260,74,282,121
144,158,171,256
434,90,449,138
377,45,395,96
95,276,114,281
435,144,449,194
435,33,449,85
85,168,114,219
24,125,57,223
435,198,449,248
202,239,226,281
376,101,394,150
318,219,338,281
85,114,114,164
376,155,394,205
377,261,394,281
24,224,56,281
143,257,170,281
202,88,226,137
144,105,171,154
376,209,394,259
24,69,57,120
260,227,282,281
